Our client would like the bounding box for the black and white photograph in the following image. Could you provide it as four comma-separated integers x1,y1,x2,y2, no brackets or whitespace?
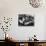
18,14,34,26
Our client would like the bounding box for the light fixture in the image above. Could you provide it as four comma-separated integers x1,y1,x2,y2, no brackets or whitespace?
29,0,43,8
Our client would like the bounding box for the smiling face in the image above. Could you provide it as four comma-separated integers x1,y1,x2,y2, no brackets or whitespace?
29,0,42,8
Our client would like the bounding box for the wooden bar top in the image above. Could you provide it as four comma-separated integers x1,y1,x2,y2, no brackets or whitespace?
6,38,46,43
12,40,46,43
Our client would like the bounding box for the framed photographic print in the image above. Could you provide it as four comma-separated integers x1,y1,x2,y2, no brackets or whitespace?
18,14,34,26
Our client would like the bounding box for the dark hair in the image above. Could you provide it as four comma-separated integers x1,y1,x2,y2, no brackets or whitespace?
34,35,36,37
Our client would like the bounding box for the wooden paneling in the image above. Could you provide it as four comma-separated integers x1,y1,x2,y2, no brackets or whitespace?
24,43,28,46
38,43,43,46
38,43,46,46
16,43,28,46
42,43,46,46
16,43,20,46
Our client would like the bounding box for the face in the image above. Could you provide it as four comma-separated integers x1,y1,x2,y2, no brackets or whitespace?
29,0,42,8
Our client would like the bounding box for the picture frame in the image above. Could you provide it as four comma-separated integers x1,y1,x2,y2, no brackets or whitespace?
18,14,34,26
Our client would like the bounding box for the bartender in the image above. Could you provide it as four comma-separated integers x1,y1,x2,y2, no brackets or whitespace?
32,35,38,41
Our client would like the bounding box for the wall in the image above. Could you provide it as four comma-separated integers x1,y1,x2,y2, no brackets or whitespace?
0,0,46,40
